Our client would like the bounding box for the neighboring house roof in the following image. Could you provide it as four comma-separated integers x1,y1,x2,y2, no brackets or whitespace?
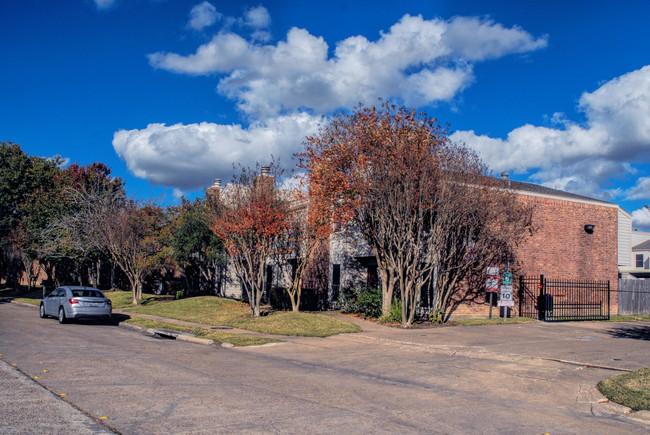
632,240,650,251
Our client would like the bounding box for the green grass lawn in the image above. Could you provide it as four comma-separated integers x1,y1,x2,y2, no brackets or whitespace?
453,316,539,326
125,295,362,337
123,317,280,347
608,315,650,322
598,367,650,411
104,290,171,309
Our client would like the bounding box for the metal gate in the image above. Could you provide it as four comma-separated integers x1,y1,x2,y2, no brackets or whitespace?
519,275,610,321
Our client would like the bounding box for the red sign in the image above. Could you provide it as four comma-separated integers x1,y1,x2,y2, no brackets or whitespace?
486,277,499,292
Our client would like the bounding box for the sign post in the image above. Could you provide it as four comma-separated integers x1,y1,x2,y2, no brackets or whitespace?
486,267,499,319
498,284,514,322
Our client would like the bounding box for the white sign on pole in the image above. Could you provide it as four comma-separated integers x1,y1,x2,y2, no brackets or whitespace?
486,267,499,276
498,284,514,306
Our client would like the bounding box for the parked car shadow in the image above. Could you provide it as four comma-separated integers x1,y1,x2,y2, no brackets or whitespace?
606,325,650,341
73,313,131,327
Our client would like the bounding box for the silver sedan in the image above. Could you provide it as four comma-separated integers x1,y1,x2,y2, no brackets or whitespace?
40,286,112,324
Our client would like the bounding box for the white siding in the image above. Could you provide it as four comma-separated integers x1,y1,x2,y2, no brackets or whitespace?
618,207,632,267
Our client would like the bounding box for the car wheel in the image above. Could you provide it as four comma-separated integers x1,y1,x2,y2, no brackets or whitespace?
58,307,66,324
39,303,46,319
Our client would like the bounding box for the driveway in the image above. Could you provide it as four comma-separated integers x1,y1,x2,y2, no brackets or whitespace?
1,301,649,434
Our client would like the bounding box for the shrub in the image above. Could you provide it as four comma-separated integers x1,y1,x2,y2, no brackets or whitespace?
338,286,359,313
379,299,402,324
429,309,445,323
357,287,382,318
175,290,184,300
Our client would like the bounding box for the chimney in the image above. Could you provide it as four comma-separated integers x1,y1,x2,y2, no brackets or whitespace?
206,178,221,198
261,166,270,177
500,171,509,180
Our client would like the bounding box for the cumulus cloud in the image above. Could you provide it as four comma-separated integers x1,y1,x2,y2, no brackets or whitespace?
187,1,220,31
626,177,650,200
148,14,547,118
112,113,320,190
244,6,271,29
632,207,650,230
452,65,650,200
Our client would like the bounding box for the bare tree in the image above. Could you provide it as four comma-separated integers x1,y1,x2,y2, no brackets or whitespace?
53,186,166,304
279,196,329,312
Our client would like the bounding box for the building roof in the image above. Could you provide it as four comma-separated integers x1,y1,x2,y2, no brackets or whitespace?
632,239,650,251
500,178,616,206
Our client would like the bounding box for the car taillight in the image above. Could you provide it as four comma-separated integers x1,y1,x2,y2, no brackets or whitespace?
106,299,112,305
69,298,79,304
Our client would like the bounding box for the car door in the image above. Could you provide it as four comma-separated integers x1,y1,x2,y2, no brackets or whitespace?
44,288,62,316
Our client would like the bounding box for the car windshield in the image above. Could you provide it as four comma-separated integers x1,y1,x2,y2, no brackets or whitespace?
71,289,104,298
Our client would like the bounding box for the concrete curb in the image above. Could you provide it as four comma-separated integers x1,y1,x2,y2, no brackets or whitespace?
118,322,216,346
8,300,38,309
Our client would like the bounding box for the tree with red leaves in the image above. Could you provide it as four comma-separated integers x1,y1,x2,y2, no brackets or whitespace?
211,165,291,317
300,102,532,326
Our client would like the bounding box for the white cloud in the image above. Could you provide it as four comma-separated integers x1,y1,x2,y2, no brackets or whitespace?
93,0,116,10
148,14,547,119
187,1,220,31
632,207,650,230
625,177,650,200
112,113,320,190
452,65,650,199
244,6,270,29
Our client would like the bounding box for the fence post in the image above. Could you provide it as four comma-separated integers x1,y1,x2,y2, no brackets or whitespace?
538,274,545,321
518,275,522,317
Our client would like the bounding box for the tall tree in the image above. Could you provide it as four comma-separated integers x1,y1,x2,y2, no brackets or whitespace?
41,163,125,287
169,197,225,295
0,141,61,289
300,102,532,326
211,165,290,317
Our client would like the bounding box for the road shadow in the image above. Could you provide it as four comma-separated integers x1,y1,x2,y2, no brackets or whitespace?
606,324,650,341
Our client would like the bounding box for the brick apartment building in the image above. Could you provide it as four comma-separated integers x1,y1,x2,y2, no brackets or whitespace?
328,175,623,318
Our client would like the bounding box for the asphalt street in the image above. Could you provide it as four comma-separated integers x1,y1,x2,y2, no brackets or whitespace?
1,301,649,434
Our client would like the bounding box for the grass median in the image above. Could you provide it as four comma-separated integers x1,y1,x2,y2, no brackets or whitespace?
117,293,362,337
598,367,650,411
123,317,280,347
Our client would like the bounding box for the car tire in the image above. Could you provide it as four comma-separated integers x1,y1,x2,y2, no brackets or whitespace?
58,307,66,324
39,303,46,319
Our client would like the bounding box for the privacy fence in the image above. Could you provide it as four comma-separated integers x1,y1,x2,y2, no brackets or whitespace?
618,279,650,316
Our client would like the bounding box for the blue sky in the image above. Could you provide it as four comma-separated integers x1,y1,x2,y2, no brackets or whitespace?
2,0,650,228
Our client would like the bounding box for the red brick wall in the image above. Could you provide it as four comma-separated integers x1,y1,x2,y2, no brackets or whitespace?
515,194,618,288
451,193,619,318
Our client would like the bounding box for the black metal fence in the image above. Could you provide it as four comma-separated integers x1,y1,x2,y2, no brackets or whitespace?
519,275,610,321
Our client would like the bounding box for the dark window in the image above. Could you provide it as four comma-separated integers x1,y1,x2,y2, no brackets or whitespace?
636,254,644,268
266,265,273,291
367,265,379,289
331,264,341,302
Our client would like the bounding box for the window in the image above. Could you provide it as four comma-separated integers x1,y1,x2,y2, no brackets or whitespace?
636,254,644,268
331,265,341,301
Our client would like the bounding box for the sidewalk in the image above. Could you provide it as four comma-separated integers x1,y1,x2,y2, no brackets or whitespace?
0,358,114,434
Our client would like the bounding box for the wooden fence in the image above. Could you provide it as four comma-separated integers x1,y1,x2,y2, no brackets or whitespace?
618,279,650,315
